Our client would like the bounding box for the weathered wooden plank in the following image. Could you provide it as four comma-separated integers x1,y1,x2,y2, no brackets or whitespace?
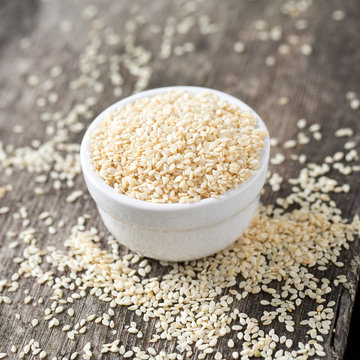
0,0,359,359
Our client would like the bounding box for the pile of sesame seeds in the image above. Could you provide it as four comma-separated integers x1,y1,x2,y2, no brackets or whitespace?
1,153,359,359
90,91,267,203
0,0,359,359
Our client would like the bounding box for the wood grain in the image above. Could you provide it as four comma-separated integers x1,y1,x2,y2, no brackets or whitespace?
0,0,359,359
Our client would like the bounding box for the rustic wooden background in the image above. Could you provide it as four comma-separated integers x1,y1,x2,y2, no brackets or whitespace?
0,0,359,359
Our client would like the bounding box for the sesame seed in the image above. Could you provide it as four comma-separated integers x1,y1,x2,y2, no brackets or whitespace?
123,351,134,358
313,132,322,141
2,296,12,304
296,118,307,129
0,207,10,215
335,128,354,137
50,65,63,78
59,20,72,33
19,36,32,49
350,98,360,110
270,138,278,147
66,190,83,203
283,140,297,149
346,91,356,100
309,123,321,133
301,43,312,56
13,125,24,134
278,44,291,55
233,41,245,53
265,56,276,67
278,96,289,106
332,10,346,21
62,325,71,332
294,19,308,30
27,75,39,87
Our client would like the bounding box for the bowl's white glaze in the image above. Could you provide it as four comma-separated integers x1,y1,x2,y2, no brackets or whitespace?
80,86,270,261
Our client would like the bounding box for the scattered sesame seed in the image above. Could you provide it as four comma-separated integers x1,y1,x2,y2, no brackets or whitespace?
24,296,33,304
346,91,356,100
50,66,63,78
278,43,291,55
270,153,285,165
297,118,307,129
265,55,276,66
294,19,308,30
81,5,98,20
286,339,293,348
48,226,57,235
233,41,245,53
309,123,321,132
0,207,10,215
269,172,283,192
311,131,322,141
254,19,267,31
66,190,83,203
335,128,354,137
332,10,346,21
2,296,12,304
19,37,32,49
283,140,297,149
27,75,39,87
59,20,72,33
278,96,289,106
13,125,24,134
301,43,313,56
350,98,360,110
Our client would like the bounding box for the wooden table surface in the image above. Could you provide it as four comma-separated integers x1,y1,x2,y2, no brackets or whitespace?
0,0,359,359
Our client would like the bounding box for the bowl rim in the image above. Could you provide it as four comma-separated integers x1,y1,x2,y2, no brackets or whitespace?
80,86,270,212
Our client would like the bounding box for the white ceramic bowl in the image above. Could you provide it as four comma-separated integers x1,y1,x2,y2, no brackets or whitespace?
80,86,270,262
